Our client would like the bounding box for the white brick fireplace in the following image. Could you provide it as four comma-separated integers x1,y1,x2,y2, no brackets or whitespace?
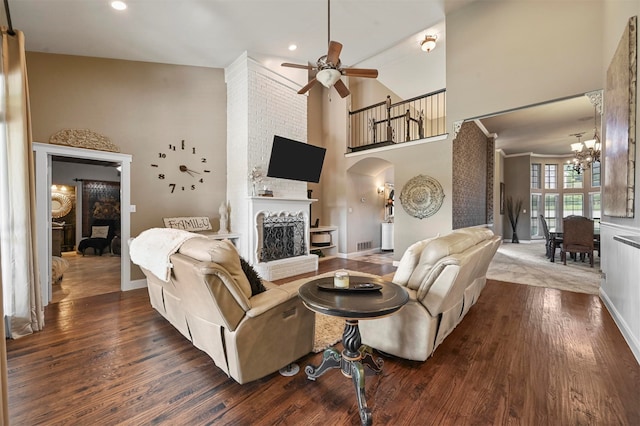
225,53,317,280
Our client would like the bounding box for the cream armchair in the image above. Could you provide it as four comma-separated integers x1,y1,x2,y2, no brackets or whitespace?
139,237,315,384
359,227,501,361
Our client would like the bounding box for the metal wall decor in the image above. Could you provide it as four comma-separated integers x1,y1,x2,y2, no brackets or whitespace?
51,192,73,218
399,174,445,219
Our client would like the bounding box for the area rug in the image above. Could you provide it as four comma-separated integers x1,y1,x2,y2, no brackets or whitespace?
487,241,601,295
313,313,344,352
283,270,381,353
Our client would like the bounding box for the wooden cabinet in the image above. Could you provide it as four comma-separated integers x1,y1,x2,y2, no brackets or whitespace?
52,227,63,257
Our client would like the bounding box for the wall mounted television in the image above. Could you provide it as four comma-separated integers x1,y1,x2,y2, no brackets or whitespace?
267,135,326,183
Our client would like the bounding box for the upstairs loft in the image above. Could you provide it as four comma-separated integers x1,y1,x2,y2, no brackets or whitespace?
349,89,446,153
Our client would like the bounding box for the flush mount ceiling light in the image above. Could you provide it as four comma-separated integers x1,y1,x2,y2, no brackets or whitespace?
111,1,127,11
421,35,437,52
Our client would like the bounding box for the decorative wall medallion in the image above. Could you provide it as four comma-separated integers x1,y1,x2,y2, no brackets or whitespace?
49,129,120,153
51,192,73,218
399,174,445,219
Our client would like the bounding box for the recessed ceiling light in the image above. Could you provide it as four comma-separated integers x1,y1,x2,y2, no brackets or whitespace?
288,44,297,51
111,1,127,11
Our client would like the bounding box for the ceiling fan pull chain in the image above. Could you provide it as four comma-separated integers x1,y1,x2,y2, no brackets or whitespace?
327,0,331,47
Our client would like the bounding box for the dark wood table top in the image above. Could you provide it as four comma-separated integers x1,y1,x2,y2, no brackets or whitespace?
298,275,409,319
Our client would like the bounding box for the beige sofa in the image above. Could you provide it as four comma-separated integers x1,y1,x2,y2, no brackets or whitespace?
138,237,315,384
359,226,501,361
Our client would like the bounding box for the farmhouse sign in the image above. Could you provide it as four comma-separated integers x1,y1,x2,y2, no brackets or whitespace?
163,216,212,232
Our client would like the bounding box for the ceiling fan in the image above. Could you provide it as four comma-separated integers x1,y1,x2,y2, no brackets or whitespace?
281,0,378,98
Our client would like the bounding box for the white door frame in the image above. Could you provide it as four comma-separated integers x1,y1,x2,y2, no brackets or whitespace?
33,142,133,305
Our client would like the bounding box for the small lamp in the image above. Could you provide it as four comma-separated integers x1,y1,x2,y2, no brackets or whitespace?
421,35,437,52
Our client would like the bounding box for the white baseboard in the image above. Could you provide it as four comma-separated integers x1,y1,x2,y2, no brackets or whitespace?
345,247,382,258
600,289,640,365
123,278,147,291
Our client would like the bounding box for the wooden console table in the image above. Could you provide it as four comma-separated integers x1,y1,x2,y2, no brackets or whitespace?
298,276,408,426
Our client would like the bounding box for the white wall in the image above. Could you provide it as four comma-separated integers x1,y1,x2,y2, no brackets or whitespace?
225,53,308,260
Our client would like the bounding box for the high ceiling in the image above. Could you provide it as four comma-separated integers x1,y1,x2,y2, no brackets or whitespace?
2,0,452,70
1,0,598,157
480,95,600,157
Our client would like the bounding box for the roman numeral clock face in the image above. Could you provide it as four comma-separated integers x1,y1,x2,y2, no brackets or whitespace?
151,140,210,193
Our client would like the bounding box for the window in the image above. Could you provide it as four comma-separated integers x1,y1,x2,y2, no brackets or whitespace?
544,194,559,232
563,193,584,217
531,194,542,237
531,163,541,189
563,164,583,189
590,192,601,232
591,161,601,187
545,164,557,189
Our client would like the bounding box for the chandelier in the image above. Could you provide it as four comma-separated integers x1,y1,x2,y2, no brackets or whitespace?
568,108,601,174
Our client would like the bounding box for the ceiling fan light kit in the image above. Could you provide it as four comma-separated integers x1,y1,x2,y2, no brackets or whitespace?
316,68,342,88
421,35,437,52
280,0,379,98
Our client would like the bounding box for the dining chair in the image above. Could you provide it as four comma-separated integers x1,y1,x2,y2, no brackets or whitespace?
560,216,595,267
539,214,551,258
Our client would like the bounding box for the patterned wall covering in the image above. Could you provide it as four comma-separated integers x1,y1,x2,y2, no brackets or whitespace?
452,121,493,229
82,180,121,237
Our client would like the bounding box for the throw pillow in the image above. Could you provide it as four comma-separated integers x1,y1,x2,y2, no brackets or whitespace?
240,257,266,296
91,225,110,239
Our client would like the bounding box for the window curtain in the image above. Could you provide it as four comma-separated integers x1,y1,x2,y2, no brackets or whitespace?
0,26,44,340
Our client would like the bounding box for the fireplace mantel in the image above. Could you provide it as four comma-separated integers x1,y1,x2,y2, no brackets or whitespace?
248,196,317,204
246,196,318,280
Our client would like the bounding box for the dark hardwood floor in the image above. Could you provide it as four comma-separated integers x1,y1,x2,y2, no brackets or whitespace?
6,258,639,425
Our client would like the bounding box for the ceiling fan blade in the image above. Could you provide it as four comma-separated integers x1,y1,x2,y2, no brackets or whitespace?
326,40,343,65
298,78,318,95
333,79,350,98
341,68,379,78
282,62,314,70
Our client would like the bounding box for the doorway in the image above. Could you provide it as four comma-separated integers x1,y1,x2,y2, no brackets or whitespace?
33,142,133,306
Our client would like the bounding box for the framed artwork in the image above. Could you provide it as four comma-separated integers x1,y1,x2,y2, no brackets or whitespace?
500,182,505,215
603,16,637,217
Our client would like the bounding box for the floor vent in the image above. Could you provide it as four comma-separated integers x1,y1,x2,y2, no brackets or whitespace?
357,241,373,251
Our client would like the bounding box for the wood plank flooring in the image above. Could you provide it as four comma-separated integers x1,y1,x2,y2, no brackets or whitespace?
52,252,121,304
7,258,640,425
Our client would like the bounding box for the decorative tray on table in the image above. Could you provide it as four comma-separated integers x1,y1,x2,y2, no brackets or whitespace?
317,282,382,292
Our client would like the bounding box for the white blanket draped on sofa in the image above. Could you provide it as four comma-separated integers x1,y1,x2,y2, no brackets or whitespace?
129,228,204,281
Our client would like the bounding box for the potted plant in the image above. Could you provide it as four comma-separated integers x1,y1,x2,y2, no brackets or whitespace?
506,196,523,243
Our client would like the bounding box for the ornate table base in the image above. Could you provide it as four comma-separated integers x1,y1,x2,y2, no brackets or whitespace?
305,319,383,426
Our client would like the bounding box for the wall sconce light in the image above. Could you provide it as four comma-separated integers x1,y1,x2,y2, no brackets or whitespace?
421,35,437,52
377,186,385,195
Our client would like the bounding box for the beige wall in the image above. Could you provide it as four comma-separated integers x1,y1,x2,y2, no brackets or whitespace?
447,1,604,126
27,53,227,280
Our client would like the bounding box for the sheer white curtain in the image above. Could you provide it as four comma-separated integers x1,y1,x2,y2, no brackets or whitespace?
0,26,43,339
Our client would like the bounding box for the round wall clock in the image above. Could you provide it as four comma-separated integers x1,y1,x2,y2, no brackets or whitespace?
399,174,445,219
150,140,210,193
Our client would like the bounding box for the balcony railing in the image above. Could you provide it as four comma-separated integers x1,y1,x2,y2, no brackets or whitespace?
348,89,446,152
